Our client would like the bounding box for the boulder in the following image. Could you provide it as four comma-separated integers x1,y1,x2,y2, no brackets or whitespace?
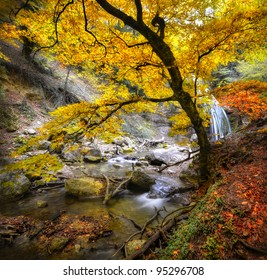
129,170,155,192
0,171,31,200
65,177,106,198
145,147,188,166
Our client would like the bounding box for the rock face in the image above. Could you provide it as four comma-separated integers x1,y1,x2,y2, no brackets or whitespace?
65,177,106,198
0,171,31,200
129,170,156,192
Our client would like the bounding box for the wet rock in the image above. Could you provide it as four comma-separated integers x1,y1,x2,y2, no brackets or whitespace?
169,194,191,206
65,177,105,198
0,171,31,200
36,200,48,208
129,170,156,192
179,167,199,188
147,176,180,198
49,237,69,253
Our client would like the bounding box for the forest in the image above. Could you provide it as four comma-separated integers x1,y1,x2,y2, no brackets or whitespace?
0,0,266,260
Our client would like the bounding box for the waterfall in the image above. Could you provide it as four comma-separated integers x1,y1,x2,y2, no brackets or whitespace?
209,97,231,142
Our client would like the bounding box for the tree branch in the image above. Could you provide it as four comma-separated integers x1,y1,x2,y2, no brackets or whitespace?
81,0,107,54
134,0,143,24
109,28,149,48
33,0,74,57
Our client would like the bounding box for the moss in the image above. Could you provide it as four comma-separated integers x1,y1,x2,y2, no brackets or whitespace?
65,177,106,197
158,181,225,259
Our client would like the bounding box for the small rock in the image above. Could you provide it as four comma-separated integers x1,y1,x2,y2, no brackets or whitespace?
36,200,48,208
6,125,18,133
27,128,37,135
113,163,123,168
122,147,134,153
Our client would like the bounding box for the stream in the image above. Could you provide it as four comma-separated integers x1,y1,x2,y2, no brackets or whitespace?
0,154,192,260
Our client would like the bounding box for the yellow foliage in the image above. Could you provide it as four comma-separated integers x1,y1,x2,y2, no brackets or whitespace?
4,154,63,183
1,0,266,153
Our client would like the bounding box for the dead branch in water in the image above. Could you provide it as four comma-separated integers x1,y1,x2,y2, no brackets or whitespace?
103,174,133,205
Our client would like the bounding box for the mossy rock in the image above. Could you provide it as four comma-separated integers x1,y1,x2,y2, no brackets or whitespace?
126,239,147,256
65,177,106,198
0,171,31,200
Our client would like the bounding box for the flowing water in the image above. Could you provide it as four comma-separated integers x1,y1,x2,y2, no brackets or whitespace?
0,156,189,260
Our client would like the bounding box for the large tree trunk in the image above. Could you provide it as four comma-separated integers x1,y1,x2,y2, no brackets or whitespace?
140,26,211,180
96,0,211,180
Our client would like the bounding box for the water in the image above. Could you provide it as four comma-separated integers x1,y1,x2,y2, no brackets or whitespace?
0,173,187,259
209,97,231,142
